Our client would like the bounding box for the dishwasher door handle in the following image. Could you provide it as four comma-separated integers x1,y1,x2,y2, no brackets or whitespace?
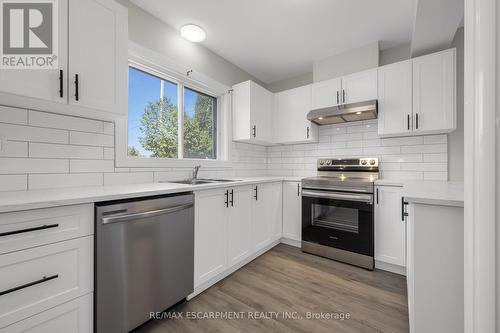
101,203,194,224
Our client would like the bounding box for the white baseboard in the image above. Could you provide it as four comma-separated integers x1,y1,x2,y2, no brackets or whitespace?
188,239,281,300
280,237,301,248
375,260,406,276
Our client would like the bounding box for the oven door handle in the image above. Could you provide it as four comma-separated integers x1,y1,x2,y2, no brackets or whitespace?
301,190,373,204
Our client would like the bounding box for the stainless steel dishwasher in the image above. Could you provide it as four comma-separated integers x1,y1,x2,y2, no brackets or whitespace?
95,193,194,333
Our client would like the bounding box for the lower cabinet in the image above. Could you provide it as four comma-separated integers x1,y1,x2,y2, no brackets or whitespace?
194,182,282,289
2,294,93,333
282,181,302,243
374,185,406,269
252,182,283,251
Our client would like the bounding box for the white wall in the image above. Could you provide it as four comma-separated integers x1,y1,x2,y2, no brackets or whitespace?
115,0,264,87
266,72,313,93
379,43,411,66
313,42,379,82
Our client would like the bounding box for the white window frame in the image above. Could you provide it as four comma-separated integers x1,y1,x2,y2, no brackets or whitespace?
115,42,232,168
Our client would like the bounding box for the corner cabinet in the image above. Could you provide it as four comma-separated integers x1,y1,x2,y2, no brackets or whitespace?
282,181,301,244
378,48,456,137
274,85,318,144
232,81,274,145
0,0,128,120
374,185,406,273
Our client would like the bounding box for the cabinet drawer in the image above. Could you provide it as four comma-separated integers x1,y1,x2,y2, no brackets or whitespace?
0,237,93,328
0,204,93,255
2,293,92,333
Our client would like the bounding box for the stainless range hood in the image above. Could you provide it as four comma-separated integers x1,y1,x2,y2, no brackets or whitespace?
307,100,378,125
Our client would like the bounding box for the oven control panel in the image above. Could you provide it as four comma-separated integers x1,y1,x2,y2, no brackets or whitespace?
317,158,379,168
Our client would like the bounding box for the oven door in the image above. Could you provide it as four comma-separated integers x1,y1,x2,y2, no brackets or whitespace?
301,188,374,256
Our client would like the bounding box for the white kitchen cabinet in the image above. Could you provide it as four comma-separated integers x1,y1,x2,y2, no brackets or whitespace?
0,0,68,104
341,68,378,104
374,185,406,269
2,293,93,333
0,0,127,119
274,85,318,144
311,77,342,110
227,186,253,266
311,69,377,111
377,60,413,137
412,48,456,135
232,81,273,145
282,181,302,244
194,188,228,287
0,236,93,329
252,182,283,251
69,0,128,115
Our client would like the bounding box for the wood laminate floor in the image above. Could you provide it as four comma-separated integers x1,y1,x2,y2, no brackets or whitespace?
135,244,409,333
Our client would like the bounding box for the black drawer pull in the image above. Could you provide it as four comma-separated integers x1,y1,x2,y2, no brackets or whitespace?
0,274,59,296
59,69,63,98
401,197,408,221
0,224,59,237
253,186,258,200
74,74,79,101
230,189,234,207
224,190,229,207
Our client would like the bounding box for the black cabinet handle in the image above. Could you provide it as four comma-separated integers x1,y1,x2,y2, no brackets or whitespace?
230,189,234,207
0,224,59,237
342,89,346,104
253,186,258,200
376,188,379,205
252,125,256,138
415,113,419,129
407,114,410,130
336,91,339,104
58,70,63,98
74,74,79,101
401,197,408,221
297,183,300,196
0,274,58,296
224,190,229,207
306,127,310,139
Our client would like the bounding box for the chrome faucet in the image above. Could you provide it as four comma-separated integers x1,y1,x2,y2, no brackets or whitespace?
192,165,201,181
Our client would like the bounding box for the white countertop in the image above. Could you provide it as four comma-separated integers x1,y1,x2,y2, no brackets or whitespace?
376,179,464,207
0,177,287,213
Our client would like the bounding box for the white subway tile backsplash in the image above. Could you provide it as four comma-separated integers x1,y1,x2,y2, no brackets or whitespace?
0,106,27,125
0,141,28,157
30,143,103,159
29,111,103,133
401,144,447,154
102,122,115,135
423,153,448,162
0,158,69,174
70,131,114,147
70,159,114,173
29,173,103,190
103,147,114,160
0,123,68,144
0,175,27,191
423,172,448,181
423,135,448,144
104,172,154,186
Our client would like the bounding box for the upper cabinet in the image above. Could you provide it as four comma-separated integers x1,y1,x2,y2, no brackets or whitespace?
232,81,274,145
377,60,413,136
68,0,128,115
412,49,456,135
274,85,318,144
311,69,377,110
0,0,128,120
378,48,456,137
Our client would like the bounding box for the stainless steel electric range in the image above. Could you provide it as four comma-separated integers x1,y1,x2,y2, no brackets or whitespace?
301,157,379,270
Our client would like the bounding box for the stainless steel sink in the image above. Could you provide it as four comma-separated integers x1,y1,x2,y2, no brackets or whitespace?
164,179,241,185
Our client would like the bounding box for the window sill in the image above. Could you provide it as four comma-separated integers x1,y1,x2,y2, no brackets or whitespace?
115,155,233,169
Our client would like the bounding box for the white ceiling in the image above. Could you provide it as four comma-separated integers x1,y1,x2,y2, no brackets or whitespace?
131,0,416,84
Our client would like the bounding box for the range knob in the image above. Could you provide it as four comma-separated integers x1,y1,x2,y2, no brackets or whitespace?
325,160,332,165
319,160,325,165
369,159,376,165
361,160,367,165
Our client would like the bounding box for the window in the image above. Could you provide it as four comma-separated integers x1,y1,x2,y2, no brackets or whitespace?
127,66,218,160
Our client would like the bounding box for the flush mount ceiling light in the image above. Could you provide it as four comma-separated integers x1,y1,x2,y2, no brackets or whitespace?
180,24,206,42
